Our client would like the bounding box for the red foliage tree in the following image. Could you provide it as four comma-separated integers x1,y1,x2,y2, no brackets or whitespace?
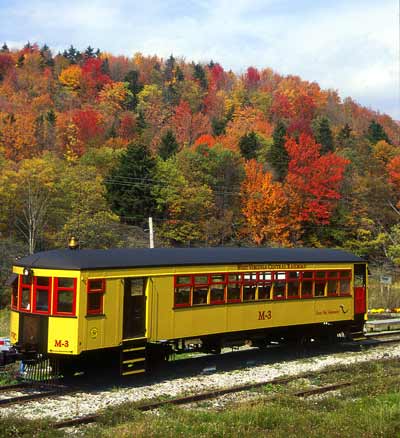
171,100,211,146
72,107,105,145
245,66,260,89
81,58,111,97
285,134,348,224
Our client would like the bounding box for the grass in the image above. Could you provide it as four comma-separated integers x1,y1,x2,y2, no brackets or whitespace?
0,307,10,337
1,359,400,438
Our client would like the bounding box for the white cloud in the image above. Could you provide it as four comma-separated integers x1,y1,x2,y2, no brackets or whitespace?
0,0,398,118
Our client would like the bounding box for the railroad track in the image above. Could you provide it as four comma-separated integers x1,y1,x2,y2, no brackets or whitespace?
0,383,71,408
50,371,370,430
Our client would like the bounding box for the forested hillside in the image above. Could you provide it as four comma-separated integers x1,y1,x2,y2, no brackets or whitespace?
0,42,399,298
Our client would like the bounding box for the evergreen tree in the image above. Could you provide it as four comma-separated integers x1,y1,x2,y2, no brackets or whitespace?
63,45,81,64
239,131,261,160
367,120,390,144
193,63,208,89
212,117,227,136
163,55,176,82
1,43,9,52
124,70,143,110
267,121,289,181
105,142,157,225
158,130,179,160
84,46,95,59
336,123,354,148
101,58,110,75
312,116,334,154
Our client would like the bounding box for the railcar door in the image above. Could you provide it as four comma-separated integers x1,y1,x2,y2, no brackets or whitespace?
123,278,147,339
354,264,367,314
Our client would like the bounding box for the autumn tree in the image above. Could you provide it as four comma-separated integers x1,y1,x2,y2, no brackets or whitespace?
152,157,214,245
240,160,289,246
285,134,348,226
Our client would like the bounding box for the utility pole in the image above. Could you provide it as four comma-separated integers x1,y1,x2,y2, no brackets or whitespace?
149,217,154,248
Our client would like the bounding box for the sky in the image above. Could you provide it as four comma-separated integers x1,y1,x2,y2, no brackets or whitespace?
1,0,399,119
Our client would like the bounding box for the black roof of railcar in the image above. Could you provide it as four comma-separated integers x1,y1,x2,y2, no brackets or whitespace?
14,247,364,271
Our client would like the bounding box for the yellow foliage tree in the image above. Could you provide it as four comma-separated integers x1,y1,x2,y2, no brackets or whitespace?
58,65,82,90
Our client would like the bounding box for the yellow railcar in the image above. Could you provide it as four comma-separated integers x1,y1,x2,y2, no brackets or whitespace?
7,247,367,376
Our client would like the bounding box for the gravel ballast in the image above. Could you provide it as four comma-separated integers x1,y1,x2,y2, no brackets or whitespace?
1,342,399,421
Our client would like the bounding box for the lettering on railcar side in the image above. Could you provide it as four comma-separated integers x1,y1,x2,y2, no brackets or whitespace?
239,263,306,270
54,339,69,348
258,310,272,320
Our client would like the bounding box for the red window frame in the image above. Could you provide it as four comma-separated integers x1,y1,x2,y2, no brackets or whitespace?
174,275,192,307
227,273,242,303
11,277,19,309
326,271,340,296
300,271,314,298
286,271,300,299
209,273,226,305
32,276,51,314
192,274,209,306
87,278,105,315
242,272,257,302
272,272,286,300
53,277,77,316
258,272,272,300
18,274,32,312
339,270,352,296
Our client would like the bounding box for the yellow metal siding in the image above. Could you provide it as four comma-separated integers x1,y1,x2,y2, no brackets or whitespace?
9,310,19,344
48,316,79,354
79,277,123,352
148,262,356,341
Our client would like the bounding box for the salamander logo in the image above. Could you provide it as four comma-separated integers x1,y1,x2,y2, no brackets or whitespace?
258,310,272,320
340,305,348,314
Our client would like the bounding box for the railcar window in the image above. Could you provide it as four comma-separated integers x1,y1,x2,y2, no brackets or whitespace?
11,281,18,309
301,279,313,298
21,287,31,310
87,278,105,315
194,275,208,284
19,275,32,311
314,282,326,297
287,271,300,298
33,276,51,313
210,284,225,304
175,286,191,306
53,277,76,315
327,279,338,295
227,276,241,302
258,272,272,300
243,284,256,301
273,272,286,299
176,276,191,285
302,271,313,279
193,286,208,305
339,271,351,295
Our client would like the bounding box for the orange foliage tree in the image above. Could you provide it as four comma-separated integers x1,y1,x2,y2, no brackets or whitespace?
388,155,400,209
241,160,289,246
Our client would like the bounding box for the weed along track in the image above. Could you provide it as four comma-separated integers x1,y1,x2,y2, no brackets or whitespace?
50,373,357,429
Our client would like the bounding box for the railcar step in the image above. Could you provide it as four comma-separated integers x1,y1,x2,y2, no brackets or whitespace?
120,338,147,376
